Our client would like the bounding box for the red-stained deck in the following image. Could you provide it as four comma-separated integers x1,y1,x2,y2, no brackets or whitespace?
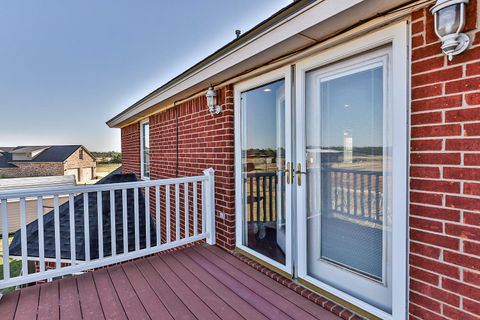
0,244,341,320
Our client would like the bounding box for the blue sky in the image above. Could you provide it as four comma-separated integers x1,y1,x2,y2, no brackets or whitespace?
0,0,291,151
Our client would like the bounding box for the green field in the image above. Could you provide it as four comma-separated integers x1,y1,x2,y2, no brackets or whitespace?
96,163,121,173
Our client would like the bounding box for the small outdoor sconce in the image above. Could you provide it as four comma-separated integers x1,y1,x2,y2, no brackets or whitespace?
206,86,222,115
431,0,470,61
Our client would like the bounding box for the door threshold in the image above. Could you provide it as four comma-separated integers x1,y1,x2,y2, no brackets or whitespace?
234,247,292,279
297,278,382,320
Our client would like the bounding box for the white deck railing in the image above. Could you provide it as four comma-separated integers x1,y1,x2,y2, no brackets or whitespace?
0,168,216,289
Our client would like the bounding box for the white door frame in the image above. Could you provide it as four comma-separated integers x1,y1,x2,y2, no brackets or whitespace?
234,66,293,275
295,22,408,320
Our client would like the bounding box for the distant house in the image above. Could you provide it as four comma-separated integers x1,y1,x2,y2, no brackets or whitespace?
0,175,76,234
0,145,96,183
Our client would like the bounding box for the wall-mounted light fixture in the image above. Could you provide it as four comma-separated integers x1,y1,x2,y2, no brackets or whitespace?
431,0,470,61
205,86,222,115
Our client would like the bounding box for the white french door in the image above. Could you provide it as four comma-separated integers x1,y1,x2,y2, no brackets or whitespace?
235,22,408,319
235,67,293,275
295,23,407,319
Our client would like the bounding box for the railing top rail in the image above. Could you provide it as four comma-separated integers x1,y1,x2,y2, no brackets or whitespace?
0,174,208,199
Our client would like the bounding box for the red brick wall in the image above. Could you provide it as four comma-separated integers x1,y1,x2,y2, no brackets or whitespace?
410,3,480,319
121,122,141,176
122,86,235,250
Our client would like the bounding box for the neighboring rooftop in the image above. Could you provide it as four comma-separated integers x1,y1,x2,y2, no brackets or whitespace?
0,175,76,192
0,145,92,168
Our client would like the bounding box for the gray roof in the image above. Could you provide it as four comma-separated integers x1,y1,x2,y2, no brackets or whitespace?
9,173,156,261
0,152,16,168
0,147,15,153
10,145,82,162
0,175,76,192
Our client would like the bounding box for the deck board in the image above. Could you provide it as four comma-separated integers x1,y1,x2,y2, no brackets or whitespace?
205,246,341,320
92,269,128,320
0,289,19,320
14,283,40,320
76,272,104,320
38,280,60,320
135,257,196,320
107,265,150,319
173,250,269,320
0,245,342,320
121,261,174,320
160,253,244,320
184,247,293,320
59,277,82,320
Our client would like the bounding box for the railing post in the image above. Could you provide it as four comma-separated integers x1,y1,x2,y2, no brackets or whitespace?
203,168,216,245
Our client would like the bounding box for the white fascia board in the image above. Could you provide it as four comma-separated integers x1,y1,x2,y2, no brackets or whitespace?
108,0,364,128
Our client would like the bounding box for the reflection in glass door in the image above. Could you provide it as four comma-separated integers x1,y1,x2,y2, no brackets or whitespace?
303,49,393,313
239,77,290,268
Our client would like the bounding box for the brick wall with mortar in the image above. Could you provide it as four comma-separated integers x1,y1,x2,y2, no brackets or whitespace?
121,122,141,177
0,162,64,178
121,86,235,250
409,3,480,319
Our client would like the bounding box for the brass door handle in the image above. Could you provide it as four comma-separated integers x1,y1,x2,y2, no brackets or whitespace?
286,162,291,184
297,163,307,186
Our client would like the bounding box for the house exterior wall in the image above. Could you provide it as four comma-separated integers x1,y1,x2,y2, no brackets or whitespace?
0,162,64,178
409,4,480,320
121,122,141,177
118,3,480,319
64,147,96,182
121,87,235,250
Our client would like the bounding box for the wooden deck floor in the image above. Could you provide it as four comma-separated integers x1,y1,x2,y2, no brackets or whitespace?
0,244,340,320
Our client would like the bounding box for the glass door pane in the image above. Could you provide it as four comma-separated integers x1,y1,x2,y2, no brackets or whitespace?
304,54,392,312
241,79,286,265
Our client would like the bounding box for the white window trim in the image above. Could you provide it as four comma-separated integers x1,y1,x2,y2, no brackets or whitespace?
294,21,408,320
234,66,293,275
140,119,150,180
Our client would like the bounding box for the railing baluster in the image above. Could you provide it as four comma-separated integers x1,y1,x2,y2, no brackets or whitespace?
347,172,351,215
175,184,180,241
184,183,189,238
361,174,365,217
20,198,28,275
97,191,103,260
368,174,372,219
69,194,76,265
53,195,61,269
134,188,140,251
375,174,381,222
37,196,45,274
83,193,90,263
166,185,171,243
262,176,267,222
155,185,161,246
334,171,338,211
269,175,273,222
256,176,260,229
353,173,357,216
145,186,151,249
193,182,198,236
201,181,206,234
1,199,9,280
249,176,253,223
122,189,128,255
110,190,116,257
